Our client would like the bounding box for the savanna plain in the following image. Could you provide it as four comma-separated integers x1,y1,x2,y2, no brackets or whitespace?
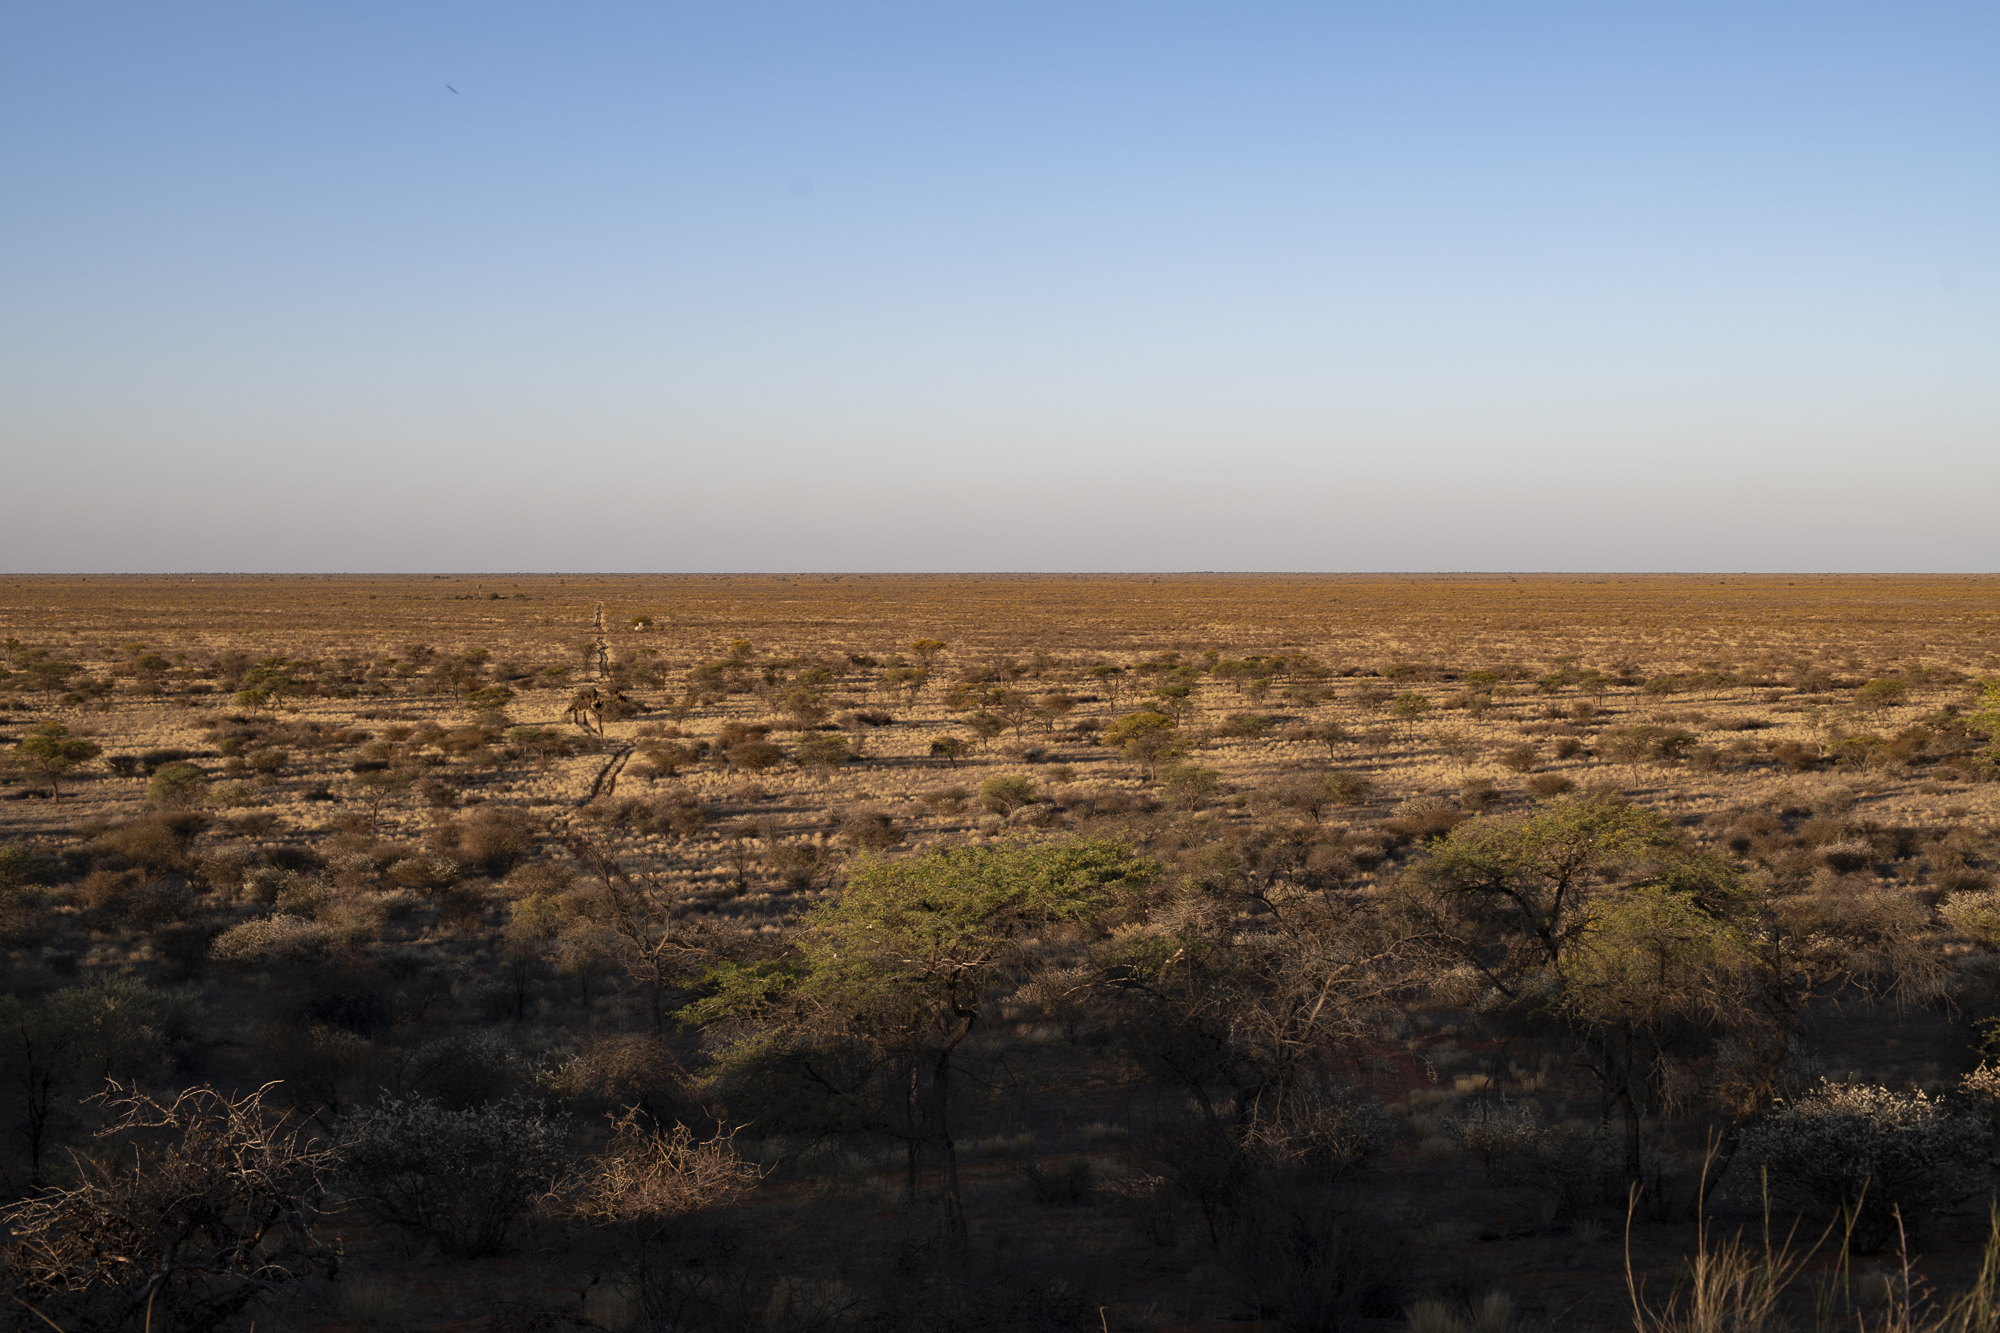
4,573,2000,1333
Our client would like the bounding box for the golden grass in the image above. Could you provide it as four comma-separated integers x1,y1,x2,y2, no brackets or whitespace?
4,573,1997,670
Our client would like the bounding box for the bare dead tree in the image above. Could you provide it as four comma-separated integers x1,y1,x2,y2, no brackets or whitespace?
1,1081,338,1333
563,830,705,1033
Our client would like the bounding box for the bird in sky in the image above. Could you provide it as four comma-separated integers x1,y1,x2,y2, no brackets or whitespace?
446,84,459,94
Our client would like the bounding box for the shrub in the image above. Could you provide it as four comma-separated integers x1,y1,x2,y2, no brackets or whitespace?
1736,1079,1989,1252
1261,774,1334,824
211,914,338,970
624,794,709,838
290,987,393,1037
1250,1081,1395,1181
391,1030,515,1110
1157,762,1222,810
792,732,852,770
1526,773,1577,798
1855,679,1911,710
1459,779,1501,812
134,747,192,774
726,740,784,772
1600,725,1698,766
1942,889,2000,950
273,869,340,919
123,880,194,932
0,1082,339,1333
0,885,53,948
1443,1098,1545,1179
1219,713,1276,739
538,1033,688,1124
77,867,143,916
1325,771,1372,806
1497,744,1539,774
715,721,770,746
767,840,834,891
337,1095,567,1257
838,808,903,851
920,786,969,815
431,807,537,876
1770,741,1820,773
980,774,1040,814
0,843,57,890
147,761,209,809
507,726,578,761
387,856,460,894
1391,692,1433,724
88,814,200,876
559,1113,759,1237
1383,795,1464,840
638,742,700,778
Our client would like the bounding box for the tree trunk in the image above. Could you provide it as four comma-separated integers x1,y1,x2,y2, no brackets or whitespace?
932,1049,967,1250
903,1056,922,1203
1607,1024,1647,1200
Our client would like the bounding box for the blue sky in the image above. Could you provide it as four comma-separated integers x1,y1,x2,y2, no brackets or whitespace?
3,2,1993,571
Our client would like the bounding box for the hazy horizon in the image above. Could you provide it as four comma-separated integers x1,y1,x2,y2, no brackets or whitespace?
5,3,1994,574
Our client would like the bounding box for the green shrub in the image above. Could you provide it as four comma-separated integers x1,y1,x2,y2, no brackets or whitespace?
1219,713,1276,738
147,761,209,809
0,844,57,890
1854,678,1910,710
792,732,852,770
1157,762,1222,810
980,774,1039,814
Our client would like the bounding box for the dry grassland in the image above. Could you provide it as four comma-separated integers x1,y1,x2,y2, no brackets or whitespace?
2,573,1999,1333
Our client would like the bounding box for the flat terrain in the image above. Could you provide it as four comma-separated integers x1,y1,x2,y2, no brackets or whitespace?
2,574,1998,1333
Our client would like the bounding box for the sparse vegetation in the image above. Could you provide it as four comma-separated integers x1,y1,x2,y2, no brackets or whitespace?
3,573,2000,1329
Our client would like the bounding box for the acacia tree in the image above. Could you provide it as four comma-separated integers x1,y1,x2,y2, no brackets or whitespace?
10,722,101,799
2,980,175,1185
1117,845,1405,1138
1067,827,1414,1247
698,839,1154,1248
1394,797,1755,1196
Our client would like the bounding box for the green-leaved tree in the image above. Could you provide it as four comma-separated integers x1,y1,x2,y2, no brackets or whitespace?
10,722,101,799
695,839,1154,1247
1396,797,1753,1195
